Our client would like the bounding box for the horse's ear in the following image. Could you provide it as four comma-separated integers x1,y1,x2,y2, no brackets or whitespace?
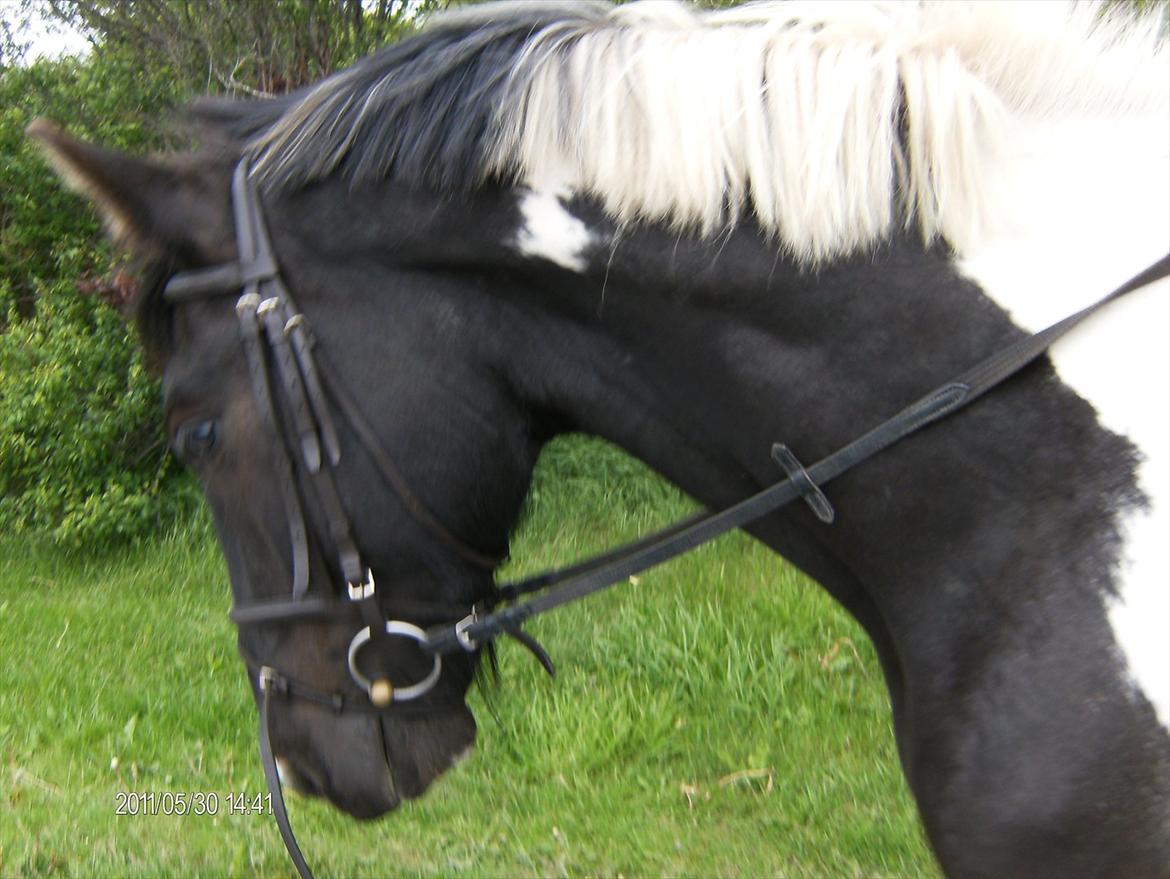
26,119,189,252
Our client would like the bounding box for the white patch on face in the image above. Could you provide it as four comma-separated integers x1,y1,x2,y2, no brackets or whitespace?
514,188,594,273
959,112,1170,729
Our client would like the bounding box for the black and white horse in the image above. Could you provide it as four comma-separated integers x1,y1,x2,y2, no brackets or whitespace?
32,1,1168,876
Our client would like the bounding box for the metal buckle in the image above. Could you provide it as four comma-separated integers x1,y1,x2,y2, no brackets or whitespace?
283,313,306,336
235,292,261,315
257,296,282,316
258,665,279,693
454,610,479,652
347,569,375,601
346,621,442,703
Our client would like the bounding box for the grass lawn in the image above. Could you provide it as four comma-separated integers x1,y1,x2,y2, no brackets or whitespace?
0,436,938,878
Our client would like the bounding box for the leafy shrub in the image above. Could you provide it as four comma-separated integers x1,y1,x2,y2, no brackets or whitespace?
0,2,431,551
0,53,195,549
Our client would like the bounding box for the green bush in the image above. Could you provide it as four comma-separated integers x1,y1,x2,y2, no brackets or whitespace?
0,275,194,547
0,53,194,549
0,2,429,551
0,0,443,551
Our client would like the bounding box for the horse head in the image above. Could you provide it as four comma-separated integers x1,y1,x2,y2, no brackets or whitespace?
27,120,546,818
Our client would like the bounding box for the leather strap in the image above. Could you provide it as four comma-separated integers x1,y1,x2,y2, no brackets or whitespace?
259,680,315,879
259,297,368,587
237,293,312,597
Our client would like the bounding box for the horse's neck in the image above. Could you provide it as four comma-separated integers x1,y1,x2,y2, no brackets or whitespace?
508,110,1169,567
503,226,984,576
495,152,1165,710
958,110,1170,729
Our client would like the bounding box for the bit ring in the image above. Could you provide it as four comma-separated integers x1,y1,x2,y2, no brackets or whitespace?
346,620,441,703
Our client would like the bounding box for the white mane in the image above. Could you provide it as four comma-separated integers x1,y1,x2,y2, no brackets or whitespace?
483,1,1169,263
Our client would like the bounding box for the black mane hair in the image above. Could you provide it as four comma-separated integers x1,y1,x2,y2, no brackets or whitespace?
191,1,609,194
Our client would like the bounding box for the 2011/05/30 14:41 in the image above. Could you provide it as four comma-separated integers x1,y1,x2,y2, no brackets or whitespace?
114,790,272,816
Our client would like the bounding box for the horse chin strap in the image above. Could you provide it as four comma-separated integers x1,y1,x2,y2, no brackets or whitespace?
164,159,1169,879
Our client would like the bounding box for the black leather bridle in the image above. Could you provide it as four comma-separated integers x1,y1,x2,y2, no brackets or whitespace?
165,162,515,878
163,160,1169,879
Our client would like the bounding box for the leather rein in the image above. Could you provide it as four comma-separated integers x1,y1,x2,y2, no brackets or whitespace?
163,160,1170,879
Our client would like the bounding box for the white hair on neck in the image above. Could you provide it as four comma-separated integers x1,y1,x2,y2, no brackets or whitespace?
486,1,1169,263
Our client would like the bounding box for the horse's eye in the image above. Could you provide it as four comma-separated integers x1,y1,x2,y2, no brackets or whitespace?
182,420,218,458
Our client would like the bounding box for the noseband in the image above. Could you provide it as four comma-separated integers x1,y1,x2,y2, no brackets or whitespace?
164,160,1169,879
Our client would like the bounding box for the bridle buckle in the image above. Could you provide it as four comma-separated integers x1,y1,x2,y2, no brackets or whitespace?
454,609,479,652
258,665,287,696
347,569,376,601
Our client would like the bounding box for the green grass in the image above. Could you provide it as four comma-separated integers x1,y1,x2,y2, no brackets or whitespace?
0,436,938,878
